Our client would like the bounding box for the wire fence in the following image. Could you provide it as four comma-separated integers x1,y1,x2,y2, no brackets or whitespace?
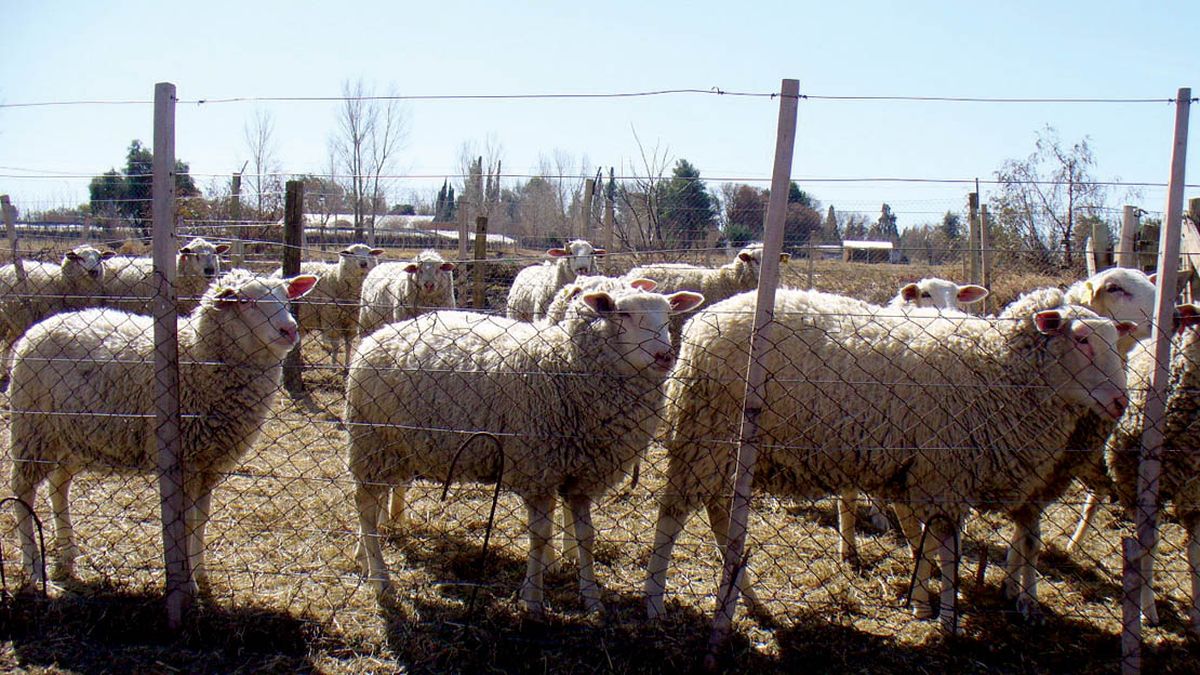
0,82,1197,673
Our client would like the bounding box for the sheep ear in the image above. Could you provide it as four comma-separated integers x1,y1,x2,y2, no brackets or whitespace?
101,250,117,260
1033,310,1067,335
580,291,617,315
439,262,456,272
667,291,705,314
65,251,81,261
404,263,420,274
1115,321,1139,338
629,278,657,292
547,248,569,257
287,275,319,300
779,253,791,263
738,252,754,263
1148,273,1158,286
957,284,989,305
215,244,231,254
900,283,920,303
1176,303,1200,333
179,246,194,255
339,249,353,257
593,248,607,256
214,287,240,306
370,248,385,256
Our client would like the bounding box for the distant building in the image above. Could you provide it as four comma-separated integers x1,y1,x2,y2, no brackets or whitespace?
842,240,897,264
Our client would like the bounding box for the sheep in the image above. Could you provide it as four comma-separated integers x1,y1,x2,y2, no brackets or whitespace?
643,286,1131,633
0,245,115,378
357,249,456,338
10,269,318,592
272,243,383,370
889,277,989,310
103,237,231,314
1099,303,1200,632
624,243,789,345
347,285,704,616
505,239,604,322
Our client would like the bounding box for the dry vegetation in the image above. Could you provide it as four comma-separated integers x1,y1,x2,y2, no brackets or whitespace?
0,242,1196,673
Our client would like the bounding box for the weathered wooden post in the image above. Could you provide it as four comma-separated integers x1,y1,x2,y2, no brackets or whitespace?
151,82,189,630
704,78,799,669
581,178,595,240
230,172,245,267
1121,87,1191,675
473,216,488,309
966,192,980,283
282,180,306,395
603,169,615,253
980,204,992,314
1118,205,1140,268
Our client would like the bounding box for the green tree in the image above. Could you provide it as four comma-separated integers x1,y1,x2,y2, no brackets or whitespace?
868,203,899,242
659,159,715,247
940,211,962,240
724,184,767,240
88,139,199,239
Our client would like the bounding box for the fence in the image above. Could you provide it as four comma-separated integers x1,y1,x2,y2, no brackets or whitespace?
0,80,1198,673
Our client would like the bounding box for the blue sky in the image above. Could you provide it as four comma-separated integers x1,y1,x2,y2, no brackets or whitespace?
1,1,1197,226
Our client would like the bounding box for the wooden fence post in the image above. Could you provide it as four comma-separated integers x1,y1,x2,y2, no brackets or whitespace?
980,204,992,314
457,199,469,267
603,170,615,252
151,82,189,630
581,178,595,240
473,216,488,309
705,78,799,668
1183,197,1200,304
3,195,20,269
1122,87,1191,675
282,181,306,395
1118,205,1140,268
966,192,980,283
230,173,245,267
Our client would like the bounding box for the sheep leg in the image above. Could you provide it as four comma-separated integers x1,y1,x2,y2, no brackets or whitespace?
645,494,694,620
933,518,962,635
187,486,214,596
1066,491,1103,555
908,517,937,620
867,497,892,532
11,460,48,590
836,489,861,565
1140,530,1160,627
565,494,603,615
560,500,579,569
1005,508,1045,623
355,480,393,602
48,465,77,582
704,498,764,614
386,482,409,529
520,493,555,618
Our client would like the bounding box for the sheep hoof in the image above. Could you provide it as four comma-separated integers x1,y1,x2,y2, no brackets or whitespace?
49,562,74,583
1142,605,1161,627
912,600,936,620
1016,597,1044,625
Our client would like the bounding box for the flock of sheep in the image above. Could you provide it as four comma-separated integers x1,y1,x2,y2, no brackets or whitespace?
3,236,1199,640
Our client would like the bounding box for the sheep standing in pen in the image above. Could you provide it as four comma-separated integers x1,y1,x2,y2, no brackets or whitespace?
1099,303,1200,632
357,249,456,338
505,239,604,322
103,237,230,315
10,269,318,592
0,245,115,379
272,243,383,371
643,287,1131,633
624,243,788,346
347,285,704,616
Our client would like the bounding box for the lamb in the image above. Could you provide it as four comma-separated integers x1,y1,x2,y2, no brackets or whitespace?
889,277,989,310
643,286,1131,633
347,285,704,616
103,237,231,314
0,245,115,377
357,249,456,338
1098,304,1200,632
10,269,318,592
272,243,383,370
505,239,604,322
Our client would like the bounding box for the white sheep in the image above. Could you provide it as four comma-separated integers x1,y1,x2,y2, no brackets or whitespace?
272,243,383,370
643,287,1131,633
0,245,114,378
103,237,231,314
357,249,456,338
347,285,704,616
1099,304,1200,632
889,277,989,310
505,239,604,322
9,269,318,592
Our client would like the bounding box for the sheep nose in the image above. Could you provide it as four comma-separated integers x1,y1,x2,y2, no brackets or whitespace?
654,351,674,371
279,325,297,342
88,269,100,278
1111,393,1128,417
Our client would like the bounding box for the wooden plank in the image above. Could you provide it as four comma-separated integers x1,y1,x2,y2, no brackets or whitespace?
282,181,306,395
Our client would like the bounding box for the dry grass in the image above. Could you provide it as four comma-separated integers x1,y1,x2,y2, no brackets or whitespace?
1,254,1197,673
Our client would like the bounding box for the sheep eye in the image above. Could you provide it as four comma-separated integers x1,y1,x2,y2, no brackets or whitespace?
920,292,932,298
1104,283,1128,296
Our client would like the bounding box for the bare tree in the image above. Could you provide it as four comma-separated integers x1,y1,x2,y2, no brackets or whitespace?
331,79,408,243
243,108,283,219
990,125,1107,268
615,129,673,253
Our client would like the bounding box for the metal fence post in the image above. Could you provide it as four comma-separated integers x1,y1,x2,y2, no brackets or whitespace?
282,181,305,395
704,78,799,668
151,81,189,630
